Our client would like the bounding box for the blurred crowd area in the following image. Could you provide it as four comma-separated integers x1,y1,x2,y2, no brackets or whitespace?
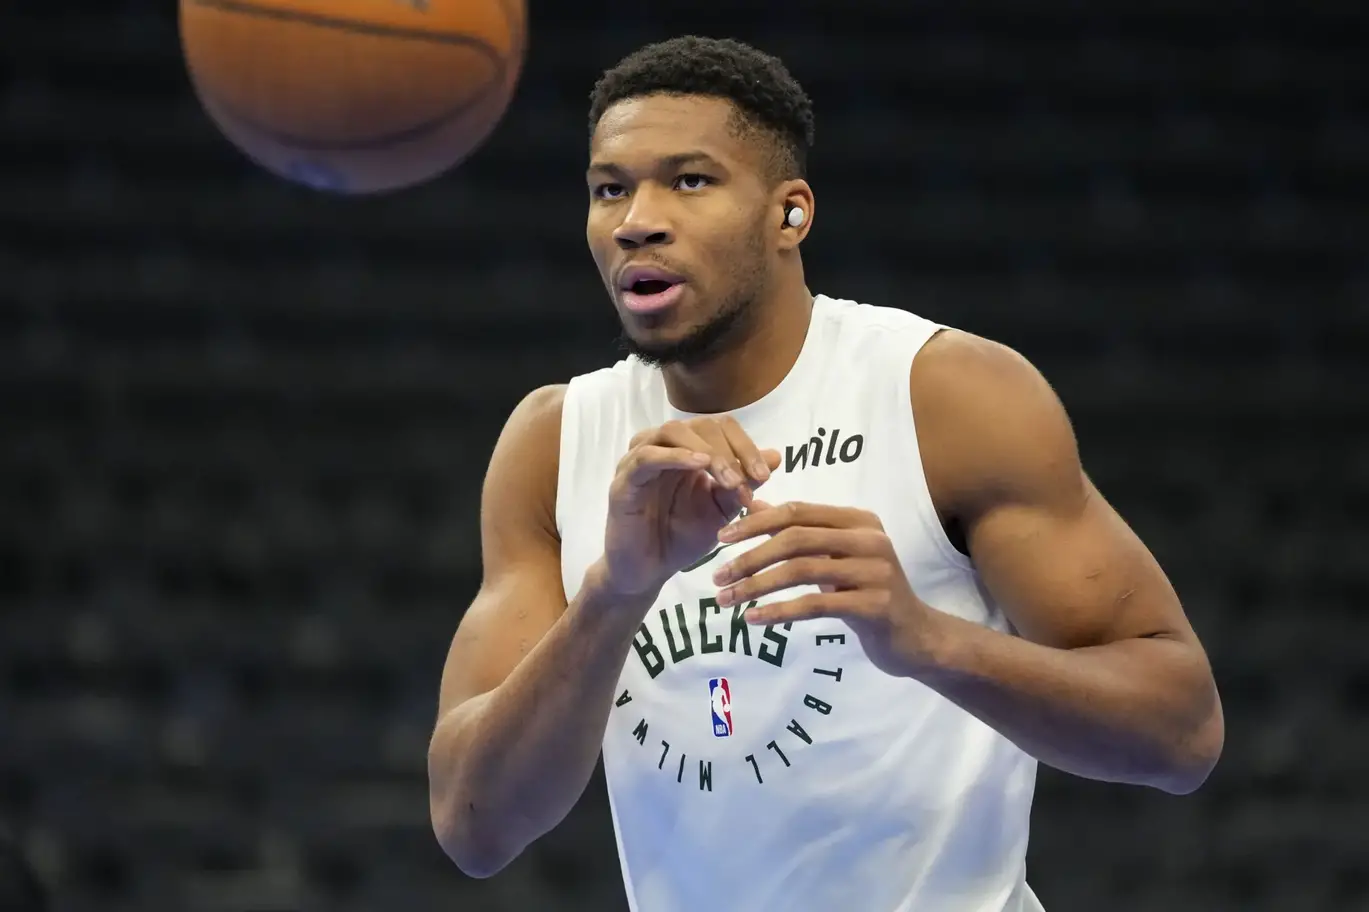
2,1,1366,909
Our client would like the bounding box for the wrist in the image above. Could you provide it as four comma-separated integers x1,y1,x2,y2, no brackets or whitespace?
902,604,972,682
581,558,662,615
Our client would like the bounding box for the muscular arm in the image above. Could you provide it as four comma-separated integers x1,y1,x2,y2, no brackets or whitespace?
427,385,651,876
913,332,1223,794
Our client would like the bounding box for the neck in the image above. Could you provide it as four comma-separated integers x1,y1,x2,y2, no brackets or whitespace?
663,274,814,414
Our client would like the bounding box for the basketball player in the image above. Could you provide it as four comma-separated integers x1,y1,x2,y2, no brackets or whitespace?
428,36,1223,911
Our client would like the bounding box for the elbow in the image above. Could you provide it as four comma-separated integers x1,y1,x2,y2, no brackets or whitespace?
430,802,519,879
443,840,517,880
429,758,519,878
428,711,518,878
1154,695,1225,796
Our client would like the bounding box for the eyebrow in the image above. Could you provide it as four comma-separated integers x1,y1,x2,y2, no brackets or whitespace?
586,150,722,175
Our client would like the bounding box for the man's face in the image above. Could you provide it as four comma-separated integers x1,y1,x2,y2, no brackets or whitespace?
586,94,775,367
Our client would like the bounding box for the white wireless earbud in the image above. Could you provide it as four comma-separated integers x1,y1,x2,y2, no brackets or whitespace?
785,206,805,228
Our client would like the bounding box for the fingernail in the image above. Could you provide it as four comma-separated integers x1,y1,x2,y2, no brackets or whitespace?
723,468,742,487
716,587,734,607
712,564,733,585
717,524,737,542
751,460,770,481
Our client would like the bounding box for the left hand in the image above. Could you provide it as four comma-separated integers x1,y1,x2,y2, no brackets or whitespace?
711,501,946,677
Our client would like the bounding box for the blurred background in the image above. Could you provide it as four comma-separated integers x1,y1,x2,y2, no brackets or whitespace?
2,0,1367,910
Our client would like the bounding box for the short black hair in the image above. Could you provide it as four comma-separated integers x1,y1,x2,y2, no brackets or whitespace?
588,36,815,181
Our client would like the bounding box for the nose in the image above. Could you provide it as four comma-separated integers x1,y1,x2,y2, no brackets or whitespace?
613,191,675,250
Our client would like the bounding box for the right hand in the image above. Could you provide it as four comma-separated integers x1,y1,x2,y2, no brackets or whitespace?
602,417,781,598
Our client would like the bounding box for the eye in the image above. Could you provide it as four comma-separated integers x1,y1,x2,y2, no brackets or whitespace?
593,183,627,200
674,173,713,192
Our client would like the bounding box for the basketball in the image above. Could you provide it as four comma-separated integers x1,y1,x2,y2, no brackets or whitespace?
179,0,526,194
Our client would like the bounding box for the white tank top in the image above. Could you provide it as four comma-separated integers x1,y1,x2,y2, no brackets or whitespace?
556,295,1045,912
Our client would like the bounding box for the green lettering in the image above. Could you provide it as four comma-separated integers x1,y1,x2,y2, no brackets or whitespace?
803,694,832,715
758,621,793,667
698,598,724,654
729,603,753,655
745,754,763,784
660,604,694,663
632,626,665,678
766,740,791,767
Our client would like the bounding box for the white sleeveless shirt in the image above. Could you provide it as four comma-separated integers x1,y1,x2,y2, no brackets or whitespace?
556,295,1045,912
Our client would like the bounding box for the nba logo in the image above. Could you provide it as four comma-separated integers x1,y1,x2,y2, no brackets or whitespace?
709,677,733,737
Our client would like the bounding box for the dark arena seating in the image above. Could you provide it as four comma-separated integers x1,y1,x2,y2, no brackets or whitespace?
2,1,1366,910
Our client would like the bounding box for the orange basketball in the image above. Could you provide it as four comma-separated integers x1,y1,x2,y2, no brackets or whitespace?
179,0,526,194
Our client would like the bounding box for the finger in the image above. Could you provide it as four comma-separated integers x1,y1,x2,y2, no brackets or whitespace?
761,448,782,472
649,422,738,489
718,417,770,484
620,446,712,487
720,501,881,542
645,421,713,453
712,527,872,585
689,421,749,490
718,557,888,607
744,590,880,626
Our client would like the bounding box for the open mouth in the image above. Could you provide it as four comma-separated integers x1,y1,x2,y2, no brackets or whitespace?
621,279,685,314
619,267,687,314
631,279,675,296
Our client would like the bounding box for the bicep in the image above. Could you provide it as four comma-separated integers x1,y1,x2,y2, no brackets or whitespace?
436,384,568,718
965,474,1192,650
916,332,1193,651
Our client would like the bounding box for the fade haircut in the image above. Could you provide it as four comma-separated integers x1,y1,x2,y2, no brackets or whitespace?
588,36,815,183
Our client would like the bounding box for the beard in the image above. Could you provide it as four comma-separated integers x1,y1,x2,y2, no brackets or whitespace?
617,288,755,368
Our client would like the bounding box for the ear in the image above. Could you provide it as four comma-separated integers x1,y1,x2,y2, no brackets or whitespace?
774,179,815,250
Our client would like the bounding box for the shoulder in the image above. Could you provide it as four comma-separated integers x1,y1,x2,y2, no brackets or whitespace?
503,383,566,444
489,383,567,482
482,384,567,542
910,329,1060,411
910,330,1082,521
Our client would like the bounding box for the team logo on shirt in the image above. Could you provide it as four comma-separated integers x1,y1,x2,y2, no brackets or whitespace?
709,677,733,737
610,423,867,793
614,619,848,792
